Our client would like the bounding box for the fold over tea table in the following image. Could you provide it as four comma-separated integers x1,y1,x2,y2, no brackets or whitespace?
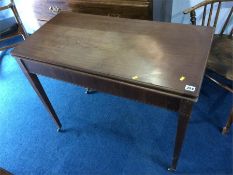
12,12,213,171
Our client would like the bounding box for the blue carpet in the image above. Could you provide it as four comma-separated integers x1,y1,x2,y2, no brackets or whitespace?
0,50,232,175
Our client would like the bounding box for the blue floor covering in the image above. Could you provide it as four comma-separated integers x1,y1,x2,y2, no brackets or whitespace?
0,51,232,175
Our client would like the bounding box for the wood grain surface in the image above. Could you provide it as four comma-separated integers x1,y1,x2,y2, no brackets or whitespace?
68,0,152,19
12,12,214,98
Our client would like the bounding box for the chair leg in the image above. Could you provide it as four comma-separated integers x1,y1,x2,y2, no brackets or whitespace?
222,108,233,134
11,0,28,38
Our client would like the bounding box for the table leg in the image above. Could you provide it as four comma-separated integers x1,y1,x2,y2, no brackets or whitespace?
222,108,233,135
17,59,62,131
85,88,96,94
168,99,193,171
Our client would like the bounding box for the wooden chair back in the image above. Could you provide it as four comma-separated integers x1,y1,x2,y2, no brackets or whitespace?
0,0,28,50
183,0,233,36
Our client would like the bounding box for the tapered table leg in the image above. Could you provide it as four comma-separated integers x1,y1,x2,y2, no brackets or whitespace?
17,59,62,131
168,99,193,171
222,108,233,135
85,88,96,94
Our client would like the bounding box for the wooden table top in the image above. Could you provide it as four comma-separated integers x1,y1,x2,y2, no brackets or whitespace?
12,12,213,99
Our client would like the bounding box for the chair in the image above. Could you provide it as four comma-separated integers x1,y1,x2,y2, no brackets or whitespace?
184,0,233,134
0,0,28,51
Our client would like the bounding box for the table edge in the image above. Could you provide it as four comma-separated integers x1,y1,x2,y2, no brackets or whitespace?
12,54,199,102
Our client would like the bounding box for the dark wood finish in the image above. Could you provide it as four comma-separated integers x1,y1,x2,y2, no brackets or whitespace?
0,44,17,51
208,35,233,80
222,108,233,134
12,12,214,99
21,59,181,112
184,0,232,37
0,168,12,175
168,99,193,171
230,28,233,36
202,5,207,26
205,75,233,93
207,3,214,26
11,12,214,171
190,11,196,25
26,0,152,27
184,0,232,14
213,2,221,28
220,7,233,35
16,59,62,130
184,0,233,134
68,0,152,20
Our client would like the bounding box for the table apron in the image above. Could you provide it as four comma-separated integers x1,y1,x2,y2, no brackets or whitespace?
21,59,184,112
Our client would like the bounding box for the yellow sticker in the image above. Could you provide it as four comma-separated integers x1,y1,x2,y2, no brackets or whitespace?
132,76,139,80
180,76,186,81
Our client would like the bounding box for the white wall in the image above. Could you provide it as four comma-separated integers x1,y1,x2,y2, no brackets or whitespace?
172,0,233,34
14,0,40,33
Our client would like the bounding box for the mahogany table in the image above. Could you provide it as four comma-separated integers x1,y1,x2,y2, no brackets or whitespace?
11,12,213,171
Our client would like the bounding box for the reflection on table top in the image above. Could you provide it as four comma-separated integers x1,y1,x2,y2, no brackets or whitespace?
12,12,214,99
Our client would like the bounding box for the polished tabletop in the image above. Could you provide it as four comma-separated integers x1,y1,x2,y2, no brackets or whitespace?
12,12,214,99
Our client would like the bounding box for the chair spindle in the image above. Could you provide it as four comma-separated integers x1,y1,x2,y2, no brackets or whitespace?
190,10,196,25
229,27,233,38
202,5,207,26
10,1,28,38
220,7,233,35
213,2,222,28
207,3,214,26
